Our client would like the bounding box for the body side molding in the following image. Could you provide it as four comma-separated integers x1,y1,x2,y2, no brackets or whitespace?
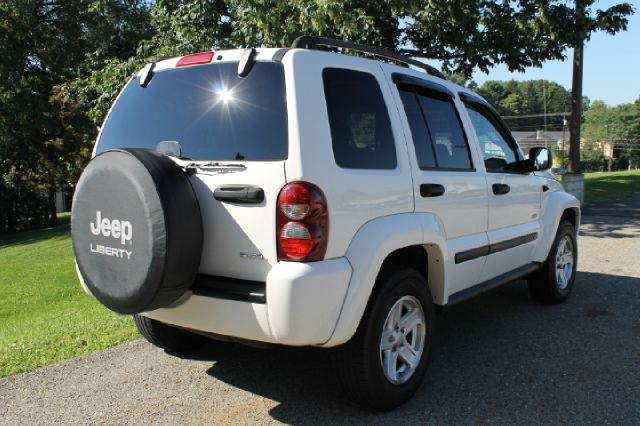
455,232,538,264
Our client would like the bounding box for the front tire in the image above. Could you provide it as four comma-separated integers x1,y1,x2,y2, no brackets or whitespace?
528,220,577,304
333,268,436,409
134,314,209,353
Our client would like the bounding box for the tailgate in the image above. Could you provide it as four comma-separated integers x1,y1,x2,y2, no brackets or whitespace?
189,162,286,282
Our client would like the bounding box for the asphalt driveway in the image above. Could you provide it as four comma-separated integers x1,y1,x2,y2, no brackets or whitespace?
1,212,639,425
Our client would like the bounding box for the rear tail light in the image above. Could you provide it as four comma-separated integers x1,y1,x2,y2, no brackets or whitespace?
277,182,328,261
176,51,215,67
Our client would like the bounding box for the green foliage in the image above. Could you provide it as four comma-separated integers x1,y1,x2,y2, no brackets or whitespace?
229,0,405,48
551,145,568,169
0,225,137,377
476,79,574,131
405,1,635,77
582,97,640,170
0,1,152,232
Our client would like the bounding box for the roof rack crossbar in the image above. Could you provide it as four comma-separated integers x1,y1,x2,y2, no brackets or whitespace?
291,36,446,80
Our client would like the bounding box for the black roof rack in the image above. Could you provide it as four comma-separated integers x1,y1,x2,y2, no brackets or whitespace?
291,36,446,80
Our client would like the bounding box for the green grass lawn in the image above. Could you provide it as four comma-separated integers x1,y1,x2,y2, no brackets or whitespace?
584,169,640,205
0,224,138,378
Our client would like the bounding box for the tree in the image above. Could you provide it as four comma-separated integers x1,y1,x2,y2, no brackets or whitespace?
476,79,575,131
229,0,404,49
582,100,610,142
582,98,640,171
0,0,152,231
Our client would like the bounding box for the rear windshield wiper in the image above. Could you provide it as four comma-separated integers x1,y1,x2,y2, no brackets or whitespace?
182,161,247,175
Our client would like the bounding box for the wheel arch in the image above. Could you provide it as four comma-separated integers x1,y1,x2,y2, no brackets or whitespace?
376,244,446,306
532,191,581,263
560,206,580,230
322,213,448,347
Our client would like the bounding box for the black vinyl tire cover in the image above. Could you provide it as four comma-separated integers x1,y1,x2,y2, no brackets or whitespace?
71,148,203,314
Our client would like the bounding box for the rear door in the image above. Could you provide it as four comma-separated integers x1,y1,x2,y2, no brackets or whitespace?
95,57,288,281
384,70,490,297
461,97,544,281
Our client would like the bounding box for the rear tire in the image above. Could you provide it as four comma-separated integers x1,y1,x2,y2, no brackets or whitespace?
528,220,577,304
332,268,435,409
134,315,209,353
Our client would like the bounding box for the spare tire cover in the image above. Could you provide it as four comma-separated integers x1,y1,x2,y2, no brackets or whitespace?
71,148,203,314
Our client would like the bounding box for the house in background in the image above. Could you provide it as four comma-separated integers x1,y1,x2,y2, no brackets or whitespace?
511,130,568,155
55,191,69,213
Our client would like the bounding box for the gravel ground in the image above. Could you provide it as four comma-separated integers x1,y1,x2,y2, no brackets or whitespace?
1,214,639,425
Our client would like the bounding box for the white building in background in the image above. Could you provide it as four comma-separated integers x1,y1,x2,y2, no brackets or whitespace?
55,191,67,213
511,130,568,155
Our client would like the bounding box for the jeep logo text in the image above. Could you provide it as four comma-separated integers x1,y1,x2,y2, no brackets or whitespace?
90,211,132,245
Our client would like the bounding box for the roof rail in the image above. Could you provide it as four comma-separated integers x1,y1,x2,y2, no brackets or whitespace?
291,36,446,80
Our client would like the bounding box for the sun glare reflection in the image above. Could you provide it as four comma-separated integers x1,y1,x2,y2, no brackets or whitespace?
218,87,233,103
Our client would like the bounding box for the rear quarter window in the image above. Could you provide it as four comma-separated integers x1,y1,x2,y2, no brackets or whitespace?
322,68,397,170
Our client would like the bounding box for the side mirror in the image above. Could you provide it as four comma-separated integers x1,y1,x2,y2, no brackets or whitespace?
524,147,553,172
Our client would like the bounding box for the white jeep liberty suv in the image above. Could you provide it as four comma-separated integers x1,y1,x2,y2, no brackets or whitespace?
71,36,580,409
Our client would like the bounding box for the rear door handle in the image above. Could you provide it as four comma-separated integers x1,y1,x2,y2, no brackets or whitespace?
420,184,445,198
214,185,264,204
492,183,510,195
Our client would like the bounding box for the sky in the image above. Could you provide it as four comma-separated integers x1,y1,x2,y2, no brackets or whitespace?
424,0,639,106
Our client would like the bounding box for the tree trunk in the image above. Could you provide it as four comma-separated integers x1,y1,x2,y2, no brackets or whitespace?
568,1,585,174
568,42,584,173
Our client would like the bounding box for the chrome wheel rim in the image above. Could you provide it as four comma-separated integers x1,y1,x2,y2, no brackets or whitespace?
379,295,426,384
555,235,574,290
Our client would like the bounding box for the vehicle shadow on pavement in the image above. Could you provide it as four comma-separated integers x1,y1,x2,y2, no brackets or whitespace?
580,216,640,239
179,271,640,424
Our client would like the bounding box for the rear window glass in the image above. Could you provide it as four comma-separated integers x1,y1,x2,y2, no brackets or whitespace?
322,68,397,169
96,62,288,161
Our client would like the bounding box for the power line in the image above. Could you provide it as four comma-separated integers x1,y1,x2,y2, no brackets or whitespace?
501,112,571,119
509,125,565,129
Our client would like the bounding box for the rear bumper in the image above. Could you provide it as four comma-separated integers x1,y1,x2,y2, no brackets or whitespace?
141,258,352,346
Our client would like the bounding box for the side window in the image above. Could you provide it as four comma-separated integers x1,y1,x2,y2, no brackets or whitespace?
466,105,520,172
398,89,436,168
323,68,397,169
398,87,473,170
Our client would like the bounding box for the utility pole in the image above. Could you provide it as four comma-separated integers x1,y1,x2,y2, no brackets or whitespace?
606,124,615,172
